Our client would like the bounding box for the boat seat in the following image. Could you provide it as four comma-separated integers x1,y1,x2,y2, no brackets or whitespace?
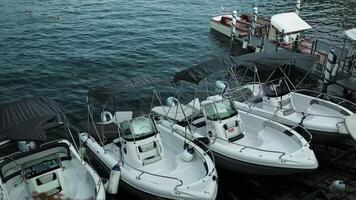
142,155,162,166
78,121,118,144
27,170,62,197
279,98,295,116
228,134,244,142
138,141,162,166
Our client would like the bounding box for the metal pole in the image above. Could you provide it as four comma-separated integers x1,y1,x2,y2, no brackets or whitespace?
322,48,336,93
295,0,301,15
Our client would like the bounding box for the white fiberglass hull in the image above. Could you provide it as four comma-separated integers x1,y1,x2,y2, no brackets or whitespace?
232,85,355,142
79,130,218,200
0,140,105,200
156,111,318,175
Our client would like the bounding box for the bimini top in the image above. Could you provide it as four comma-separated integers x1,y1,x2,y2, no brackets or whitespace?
173,51,318,84
88,76,171,103
345,28,356,41
271,12,312,34
0,97,65,141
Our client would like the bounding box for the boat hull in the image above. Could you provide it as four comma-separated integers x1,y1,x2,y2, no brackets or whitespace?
213,150,315,175
210,20,231,38
85,147,170,200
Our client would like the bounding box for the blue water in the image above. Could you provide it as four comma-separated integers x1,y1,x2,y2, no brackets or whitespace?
1,0,355,112
0,0,355,198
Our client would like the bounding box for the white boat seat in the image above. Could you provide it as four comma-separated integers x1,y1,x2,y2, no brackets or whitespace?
278,98,295,116
142,155,162,166
223,120,243,142
152,98,201,122
27,170,62,197
138,142,156,153
138,141,162,166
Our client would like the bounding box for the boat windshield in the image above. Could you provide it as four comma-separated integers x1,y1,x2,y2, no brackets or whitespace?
262,79,290,98
203,99,238,121
120,116,157,141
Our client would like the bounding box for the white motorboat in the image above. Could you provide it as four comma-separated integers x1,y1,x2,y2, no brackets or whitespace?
210,5,315,54
210,10,311,44
152,94,318,175
0,97,106,200
173,51,356,143
229,79,356,143
78,77,218,200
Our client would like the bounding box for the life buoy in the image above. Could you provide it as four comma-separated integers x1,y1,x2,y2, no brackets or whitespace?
101,111,113,123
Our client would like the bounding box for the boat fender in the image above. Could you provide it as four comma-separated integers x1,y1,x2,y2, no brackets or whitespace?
106,164,121,196
101,111,113,123
182,148,194,162
167,97,178,107
18,141,36,152
329,180,345,198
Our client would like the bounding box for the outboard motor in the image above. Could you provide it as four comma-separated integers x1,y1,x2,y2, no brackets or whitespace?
18,141,36,152
215,81,229,94
166,97,178,107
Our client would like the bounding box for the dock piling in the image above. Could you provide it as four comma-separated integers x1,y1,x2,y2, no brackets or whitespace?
322,48,337,93
252,7,258,35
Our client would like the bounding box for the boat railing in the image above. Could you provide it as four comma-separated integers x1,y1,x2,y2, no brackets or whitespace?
122,160,184,190
215,136,286,159
192,136,216,176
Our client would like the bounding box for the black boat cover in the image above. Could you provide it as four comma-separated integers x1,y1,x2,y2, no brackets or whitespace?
88,76,171,103
0,97,64,141
173,51,318,84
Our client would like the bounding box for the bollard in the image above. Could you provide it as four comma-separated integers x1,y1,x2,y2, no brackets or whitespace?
322,48,336,93
231,10,237,40
252,7,258,35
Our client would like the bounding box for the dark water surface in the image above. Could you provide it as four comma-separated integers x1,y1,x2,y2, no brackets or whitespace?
0,0,356,199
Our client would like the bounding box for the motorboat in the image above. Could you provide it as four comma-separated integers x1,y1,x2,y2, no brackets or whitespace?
210,8,312,52
152,94,318,175
171,51,356,143
78,77,218,200
229,79,356,143
0,97,106,200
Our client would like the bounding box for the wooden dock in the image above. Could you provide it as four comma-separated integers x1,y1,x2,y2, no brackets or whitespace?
228,33,356,94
